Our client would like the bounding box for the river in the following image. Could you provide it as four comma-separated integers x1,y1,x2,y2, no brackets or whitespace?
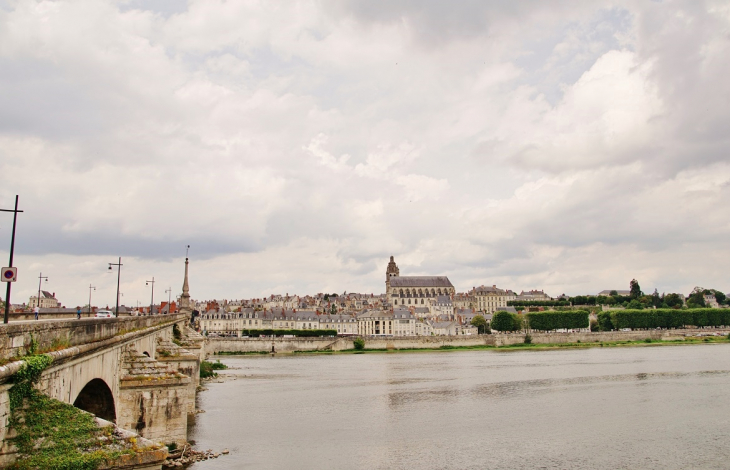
187,344,730,469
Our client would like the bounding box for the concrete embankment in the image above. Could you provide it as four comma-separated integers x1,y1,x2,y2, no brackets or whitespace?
206,328,730,355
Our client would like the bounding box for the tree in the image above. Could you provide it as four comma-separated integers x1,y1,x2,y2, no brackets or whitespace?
687,291,706,309
329,303,338,315
629,279,642,299
492,311,519,332
664,293,684,309
471,315,489,334
714,290,727,305
627,299,643,310
610,290,618,296
651,289,661,308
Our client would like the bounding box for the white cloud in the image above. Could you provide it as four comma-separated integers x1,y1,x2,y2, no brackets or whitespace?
1,0,729,306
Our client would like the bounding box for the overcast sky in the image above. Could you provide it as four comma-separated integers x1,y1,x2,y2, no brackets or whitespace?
1,0,729,308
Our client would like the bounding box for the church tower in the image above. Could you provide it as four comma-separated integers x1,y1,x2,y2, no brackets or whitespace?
385,255,399,292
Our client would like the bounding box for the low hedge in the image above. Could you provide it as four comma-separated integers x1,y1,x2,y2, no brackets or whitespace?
607,308,730,330
525,310,589,331
241,329,337,337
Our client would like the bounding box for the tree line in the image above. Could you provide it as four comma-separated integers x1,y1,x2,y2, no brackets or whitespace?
508,280,726,310
597,309,730,331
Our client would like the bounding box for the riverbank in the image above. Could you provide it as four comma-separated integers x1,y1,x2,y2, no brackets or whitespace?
207,328,730,356
212,335,730,355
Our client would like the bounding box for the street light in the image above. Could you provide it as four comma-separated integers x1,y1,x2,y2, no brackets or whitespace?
37,272,48,311
165,287,172,315
146,277,155,315
88,284,96,315
108,257,122,317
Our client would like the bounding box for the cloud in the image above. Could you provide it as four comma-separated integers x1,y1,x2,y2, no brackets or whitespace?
1,0,729,307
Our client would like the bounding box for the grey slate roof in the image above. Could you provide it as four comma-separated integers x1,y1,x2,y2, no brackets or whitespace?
597,290,631,296
390,276,453,288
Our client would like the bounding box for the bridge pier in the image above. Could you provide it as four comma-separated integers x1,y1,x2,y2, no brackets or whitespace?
117,347,194,446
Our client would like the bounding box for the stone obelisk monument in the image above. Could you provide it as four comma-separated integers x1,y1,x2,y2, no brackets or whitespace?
179,246,193,315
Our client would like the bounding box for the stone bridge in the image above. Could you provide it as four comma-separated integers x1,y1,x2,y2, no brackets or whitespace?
0,314,204,465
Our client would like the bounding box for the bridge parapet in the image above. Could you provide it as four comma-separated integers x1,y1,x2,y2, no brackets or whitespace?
0,314,189,361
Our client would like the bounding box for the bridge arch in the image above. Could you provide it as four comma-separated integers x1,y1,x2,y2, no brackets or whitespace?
73,378,116,423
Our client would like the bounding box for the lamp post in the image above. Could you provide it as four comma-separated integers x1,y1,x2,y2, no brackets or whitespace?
37,273,48,310
146,277,155,315
108,257,122,317
165,287,172,315
1,195,23,324
88,284,96,316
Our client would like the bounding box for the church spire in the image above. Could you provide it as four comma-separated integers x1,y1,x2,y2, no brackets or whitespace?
179,245,192,314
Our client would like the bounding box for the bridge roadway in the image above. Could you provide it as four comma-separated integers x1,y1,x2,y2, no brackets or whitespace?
0,313,204,466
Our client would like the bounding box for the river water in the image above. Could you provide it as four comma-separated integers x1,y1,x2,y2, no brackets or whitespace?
188,344,730,469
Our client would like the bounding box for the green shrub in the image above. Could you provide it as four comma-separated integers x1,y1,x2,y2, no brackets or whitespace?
524,334,532,344
597,312,614,331
525,310,589,331
491,311,521,332
211,360,227,370
353,337,365,350
200,361,218,378
644,338,652,343
172,323,182,341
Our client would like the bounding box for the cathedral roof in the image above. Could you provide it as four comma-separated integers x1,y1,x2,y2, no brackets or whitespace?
389,276,453,288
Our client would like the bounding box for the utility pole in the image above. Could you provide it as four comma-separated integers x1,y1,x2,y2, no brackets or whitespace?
1,195,23,324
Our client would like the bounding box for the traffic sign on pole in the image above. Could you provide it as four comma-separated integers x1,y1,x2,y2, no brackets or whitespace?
1,267,17,282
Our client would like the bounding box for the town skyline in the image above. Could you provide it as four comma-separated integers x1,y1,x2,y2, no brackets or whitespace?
5,252,720,311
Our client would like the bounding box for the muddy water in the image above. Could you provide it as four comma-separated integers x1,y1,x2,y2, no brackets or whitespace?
188,344,730,469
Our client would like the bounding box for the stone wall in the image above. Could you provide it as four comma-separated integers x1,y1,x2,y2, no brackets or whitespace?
206,328,730,354
118,377,193,447
0,383,11,465
0,314,188,361
157,354,200,408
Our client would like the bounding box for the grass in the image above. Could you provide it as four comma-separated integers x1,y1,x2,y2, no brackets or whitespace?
8,390,134,470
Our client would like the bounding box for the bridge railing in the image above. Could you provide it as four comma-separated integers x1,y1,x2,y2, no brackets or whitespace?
0,313,189,362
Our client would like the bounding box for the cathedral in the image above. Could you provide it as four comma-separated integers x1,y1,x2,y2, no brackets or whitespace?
385,256,455,306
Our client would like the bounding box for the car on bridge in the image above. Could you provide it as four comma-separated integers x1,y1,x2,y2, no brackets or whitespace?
95,310,114,318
